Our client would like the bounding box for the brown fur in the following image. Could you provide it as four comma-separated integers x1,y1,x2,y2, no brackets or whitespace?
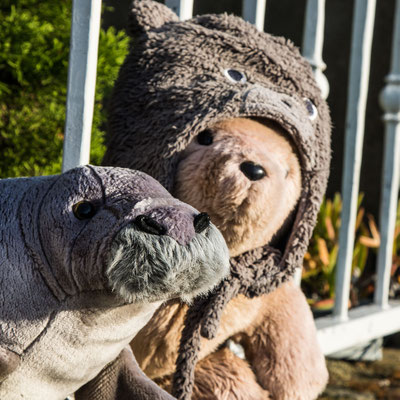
175,118,301,257
153,348,271,400
131,118,328,399
192,348,271,400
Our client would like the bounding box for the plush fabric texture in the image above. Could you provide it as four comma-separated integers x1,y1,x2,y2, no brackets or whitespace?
75,346,175,400
103,1,331,397
0,165,229,400
128,117,328,400
153,346,272,400
174,118,302,257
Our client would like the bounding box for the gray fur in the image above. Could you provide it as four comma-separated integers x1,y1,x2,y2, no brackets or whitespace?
0,165,229,399
107,223,229,304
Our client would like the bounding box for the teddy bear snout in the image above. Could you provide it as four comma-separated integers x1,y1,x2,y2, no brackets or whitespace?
239,161,267,181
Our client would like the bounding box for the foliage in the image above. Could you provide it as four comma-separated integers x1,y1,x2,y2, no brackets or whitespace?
389,200,400,298
393,200,400,266
301,193,381,308
0,0,129,178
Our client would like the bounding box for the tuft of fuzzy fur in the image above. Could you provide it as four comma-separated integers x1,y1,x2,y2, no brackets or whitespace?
107,223,230,304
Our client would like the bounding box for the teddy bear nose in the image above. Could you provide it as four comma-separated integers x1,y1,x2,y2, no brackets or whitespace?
240,161,267,181
134,215,167,235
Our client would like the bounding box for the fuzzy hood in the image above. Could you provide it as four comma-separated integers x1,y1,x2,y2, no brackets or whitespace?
103,1,331,398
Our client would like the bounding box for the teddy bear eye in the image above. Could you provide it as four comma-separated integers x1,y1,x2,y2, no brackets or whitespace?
224,69,247,84
73,201,96,220
304,98,318,121
197,129,214,145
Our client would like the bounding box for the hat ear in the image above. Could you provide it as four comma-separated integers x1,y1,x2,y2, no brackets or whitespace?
128,0,179,36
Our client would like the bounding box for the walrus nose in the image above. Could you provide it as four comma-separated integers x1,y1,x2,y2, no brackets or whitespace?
134,215,167,235
240,161,267,181
194,212,211,233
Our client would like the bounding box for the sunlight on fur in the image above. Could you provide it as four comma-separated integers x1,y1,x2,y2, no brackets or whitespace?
106,224,230,304
175,118,302,256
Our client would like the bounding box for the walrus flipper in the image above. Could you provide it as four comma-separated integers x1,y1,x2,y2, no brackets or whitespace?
75,346,175,400
0,346,20,382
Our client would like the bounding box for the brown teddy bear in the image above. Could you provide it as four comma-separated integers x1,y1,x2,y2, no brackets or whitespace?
103,1,332,399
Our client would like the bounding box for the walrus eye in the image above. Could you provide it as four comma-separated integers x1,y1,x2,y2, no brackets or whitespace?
197,129,214,145
73,201,96,220
304,98,318,121
224,69,247,84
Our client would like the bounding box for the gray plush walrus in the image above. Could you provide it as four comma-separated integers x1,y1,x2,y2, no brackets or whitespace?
0,165,230,400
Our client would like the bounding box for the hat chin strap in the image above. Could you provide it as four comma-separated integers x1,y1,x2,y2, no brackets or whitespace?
171,243,287,400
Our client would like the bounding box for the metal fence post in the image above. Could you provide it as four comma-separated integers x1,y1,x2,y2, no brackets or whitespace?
302,0,329,100
165,0,194,20
333,0,376,321
374,0,400,309
62,0,102,172
242,0,267,31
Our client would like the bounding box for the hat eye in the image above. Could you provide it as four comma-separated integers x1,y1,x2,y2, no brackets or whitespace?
73,201,96,220
304,98,318,121
224,69,247,84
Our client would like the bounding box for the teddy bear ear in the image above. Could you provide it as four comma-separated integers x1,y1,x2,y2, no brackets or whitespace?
128,0,179,36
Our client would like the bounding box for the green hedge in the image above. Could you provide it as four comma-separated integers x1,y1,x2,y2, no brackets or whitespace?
0,0,129,177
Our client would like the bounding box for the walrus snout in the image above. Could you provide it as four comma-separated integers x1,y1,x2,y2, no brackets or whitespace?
134,215,167,236
193,212,210,233
134,211,211,238
131,197,213,246
106,210,229,304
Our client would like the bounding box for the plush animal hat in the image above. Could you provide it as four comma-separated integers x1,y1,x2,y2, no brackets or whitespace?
103,1,331,398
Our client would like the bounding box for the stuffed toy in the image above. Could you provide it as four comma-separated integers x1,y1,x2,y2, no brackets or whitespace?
0,165,230,400
103,1,332,399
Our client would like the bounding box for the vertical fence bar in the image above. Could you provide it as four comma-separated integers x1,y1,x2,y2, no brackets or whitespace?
333,0,376,321
374,0,400,308
242,0,267,31
62,0,102,172
165,0,194,20
295,0,328,287
302,0,329,100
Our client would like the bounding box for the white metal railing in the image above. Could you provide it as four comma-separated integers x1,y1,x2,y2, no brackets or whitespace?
242,0,266,31
315,0,400,353
62,0,400,356
62,0,101,173
165,0,194,21
333,0,377,322
375,0,400,308
302,0,329,100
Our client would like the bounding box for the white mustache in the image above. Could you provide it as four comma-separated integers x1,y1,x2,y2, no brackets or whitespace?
105,223,230,304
